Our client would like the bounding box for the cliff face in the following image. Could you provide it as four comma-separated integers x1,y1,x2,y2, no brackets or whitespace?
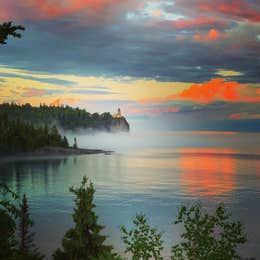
109,117,130,132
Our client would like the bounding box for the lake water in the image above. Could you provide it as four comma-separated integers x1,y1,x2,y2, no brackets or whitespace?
0,128,260,259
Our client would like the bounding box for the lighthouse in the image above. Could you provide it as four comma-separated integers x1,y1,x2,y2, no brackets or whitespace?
113,108,122,118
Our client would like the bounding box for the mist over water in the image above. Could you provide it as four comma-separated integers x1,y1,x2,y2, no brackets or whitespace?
63,119,260,155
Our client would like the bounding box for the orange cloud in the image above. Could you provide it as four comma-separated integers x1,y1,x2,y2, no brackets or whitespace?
151,10,162,17
50,97,79,106
169,78,241,103
193,29,227,42
168,78,260,104
139,78,260,105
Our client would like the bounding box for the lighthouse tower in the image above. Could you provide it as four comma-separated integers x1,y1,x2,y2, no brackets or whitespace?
113,108,122,118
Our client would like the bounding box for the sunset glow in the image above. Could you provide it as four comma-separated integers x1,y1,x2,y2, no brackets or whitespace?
0,0,259,128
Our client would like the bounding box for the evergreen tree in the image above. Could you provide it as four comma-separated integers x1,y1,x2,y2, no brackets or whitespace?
0,209,16,259
53,176,117,260
62,136,69,147
16,194,43,260
0,183,19,259
0,111,69,155
73,137,78,149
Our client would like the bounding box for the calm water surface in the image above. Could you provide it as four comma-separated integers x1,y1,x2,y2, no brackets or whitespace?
0,130,260,259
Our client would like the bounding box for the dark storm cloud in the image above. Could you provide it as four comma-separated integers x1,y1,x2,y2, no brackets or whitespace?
0,0,259,83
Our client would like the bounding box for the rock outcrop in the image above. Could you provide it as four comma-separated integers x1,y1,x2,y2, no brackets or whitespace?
109,117,130,132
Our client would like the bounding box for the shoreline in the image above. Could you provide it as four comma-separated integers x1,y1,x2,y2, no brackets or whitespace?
0,146,113,163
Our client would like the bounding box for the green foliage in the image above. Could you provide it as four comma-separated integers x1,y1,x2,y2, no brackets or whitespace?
0,111,68,155
121,213,164,260
171,203,250,260
0,184,42,260
0,103,113,131
0,183,19,259
0,21,25,44
17,194,43,259
53,176,118,260
0,209,16,259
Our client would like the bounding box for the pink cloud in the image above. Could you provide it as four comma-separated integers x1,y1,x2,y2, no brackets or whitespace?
0,0,139,21
198,0,260,22
21,88,44,97
172,18,228,30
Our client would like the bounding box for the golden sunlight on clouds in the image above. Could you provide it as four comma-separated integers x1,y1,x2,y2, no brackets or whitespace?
215,69,244,77
0,66,190,106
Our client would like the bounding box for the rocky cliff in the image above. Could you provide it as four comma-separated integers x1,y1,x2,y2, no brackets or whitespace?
109,117,130,132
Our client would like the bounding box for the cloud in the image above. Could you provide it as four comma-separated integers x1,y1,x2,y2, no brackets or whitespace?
69,89,117,95
198,0,260,22
1,0,260,93
21,87,45,97
126,106,180,116
193,29,227,42
49,97,80,106
168,78,260,104
229,113,260,120
0,0,142,22
215,69,244,77
171,18,229,30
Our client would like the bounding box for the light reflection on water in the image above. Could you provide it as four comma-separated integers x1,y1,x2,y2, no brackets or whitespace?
0,132,260,259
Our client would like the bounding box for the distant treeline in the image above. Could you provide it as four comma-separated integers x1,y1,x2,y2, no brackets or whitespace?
0,111,68,155
0,103,113,131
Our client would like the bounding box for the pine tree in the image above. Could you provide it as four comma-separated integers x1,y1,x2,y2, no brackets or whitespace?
62,136,69,148
0,209,16,259
53,177,118,260
17,194,43,260
0,183,19,259
0,21,25,45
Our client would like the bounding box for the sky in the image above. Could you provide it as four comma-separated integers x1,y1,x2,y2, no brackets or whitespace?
0,0,260,130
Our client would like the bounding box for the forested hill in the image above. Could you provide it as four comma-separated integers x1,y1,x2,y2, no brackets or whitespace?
0,111,69,155
0,103,117,131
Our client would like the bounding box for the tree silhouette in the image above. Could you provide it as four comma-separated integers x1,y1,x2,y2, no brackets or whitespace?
0,21,25,44
0,183,19,259
17,194,43,259
53,176,118,260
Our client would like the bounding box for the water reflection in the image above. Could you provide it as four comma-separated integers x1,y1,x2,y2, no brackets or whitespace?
0,158,66,196
180,148,236,196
